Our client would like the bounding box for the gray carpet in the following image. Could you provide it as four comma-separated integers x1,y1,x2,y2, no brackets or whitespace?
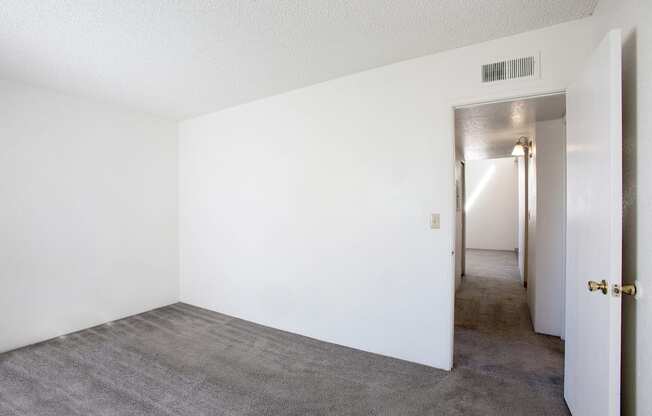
0,250,568,415
455,249,569,415
465,248,521,281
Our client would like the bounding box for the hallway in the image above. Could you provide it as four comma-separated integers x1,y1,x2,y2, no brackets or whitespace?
454,249,569,415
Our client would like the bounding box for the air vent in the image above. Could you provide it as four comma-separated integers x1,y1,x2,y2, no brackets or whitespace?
481,55,538,83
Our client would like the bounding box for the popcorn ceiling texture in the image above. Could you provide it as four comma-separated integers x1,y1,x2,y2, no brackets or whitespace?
455,94,566,160
0,0,597,119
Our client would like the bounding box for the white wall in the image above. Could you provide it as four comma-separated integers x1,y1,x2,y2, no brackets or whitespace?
561,115,567,339
465,158,518,251
0,80,179,353
179,19,597,369
517,156,526,283
527,136,538,324
591,1,652,414
530,118,566,337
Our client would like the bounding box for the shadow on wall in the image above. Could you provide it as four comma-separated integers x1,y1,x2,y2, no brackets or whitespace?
621,28,637,416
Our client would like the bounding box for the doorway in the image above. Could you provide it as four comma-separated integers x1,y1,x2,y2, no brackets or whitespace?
452,93,569,414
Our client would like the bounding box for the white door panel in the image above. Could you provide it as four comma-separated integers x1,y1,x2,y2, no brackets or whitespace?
564,29,622,416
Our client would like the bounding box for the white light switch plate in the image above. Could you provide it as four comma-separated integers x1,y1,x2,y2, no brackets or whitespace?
430,213,440,229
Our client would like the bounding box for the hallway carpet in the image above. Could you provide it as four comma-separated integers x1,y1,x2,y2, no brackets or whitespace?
0,250,567,415
455,249,569,415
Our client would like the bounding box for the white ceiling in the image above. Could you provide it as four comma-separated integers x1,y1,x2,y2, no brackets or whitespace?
0,1,597,119
455,94,566,160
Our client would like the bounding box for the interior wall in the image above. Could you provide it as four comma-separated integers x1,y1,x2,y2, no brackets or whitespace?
517,156,526,283
0,80,179,354
465,157,518,251
561,115,567,339
591,1,652,414
179,19,597,370
527,136,538,324
531,118,566,337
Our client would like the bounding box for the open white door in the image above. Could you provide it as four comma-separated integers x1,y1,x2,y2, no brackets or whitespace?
564,30,622,416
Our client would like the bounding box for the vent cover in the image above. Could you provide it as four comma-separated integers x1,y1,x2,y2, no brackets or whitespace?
481,55,538,83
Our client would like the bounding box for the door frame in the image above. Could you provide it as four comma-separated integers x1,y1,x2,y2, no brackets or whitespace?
449,89,566,367
460,160,466,278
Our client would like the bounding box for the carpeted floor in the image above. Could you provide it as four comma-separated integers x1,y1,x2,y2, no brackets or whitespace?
455,249,569,415
0,249,568,415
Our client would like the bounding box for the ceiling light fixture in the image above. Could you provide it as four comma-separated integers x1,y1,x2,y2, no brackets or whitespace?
511,136,529,156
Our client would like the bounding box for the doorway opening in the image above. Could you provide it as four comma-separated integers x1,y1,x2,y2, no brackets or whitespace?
452,93,569,412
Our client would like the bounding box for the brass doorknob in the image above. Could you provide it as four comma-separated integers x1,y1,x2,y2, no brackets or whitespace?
612,283,637,297
588,280,609,295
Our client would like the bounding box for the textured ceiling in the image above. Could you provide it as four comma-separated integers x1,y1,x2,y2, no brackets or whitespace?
0,1,597,119
455,94,566,160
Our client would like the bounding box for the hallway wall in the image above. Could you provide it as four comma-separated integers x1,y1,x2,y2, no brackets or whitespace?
529,118,566,337
465,158,518,252
517,157,527,283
